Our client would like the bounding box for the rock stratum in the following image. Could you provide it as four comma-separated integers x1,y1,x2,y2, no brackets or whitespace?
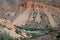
0,1,60,30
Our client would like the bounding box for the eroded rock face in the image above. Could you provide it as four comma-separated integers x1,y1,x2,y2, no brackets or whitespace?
12,1,60,29
0,1,60,29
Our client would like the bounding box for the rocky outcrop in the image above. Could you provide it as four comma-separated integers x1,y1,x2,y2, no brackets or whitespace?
12,1,60,28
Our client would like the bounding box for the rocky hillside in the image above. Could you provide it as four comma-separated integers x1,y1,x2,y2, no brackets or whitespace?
0,0,60,40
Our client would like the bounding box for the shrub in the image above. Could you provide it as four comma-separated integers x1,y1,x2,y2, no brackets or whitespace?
0,31,13,40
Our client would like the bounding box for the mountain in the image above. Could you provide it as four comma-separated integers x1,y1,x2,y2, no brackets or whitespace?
0,1,60,40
